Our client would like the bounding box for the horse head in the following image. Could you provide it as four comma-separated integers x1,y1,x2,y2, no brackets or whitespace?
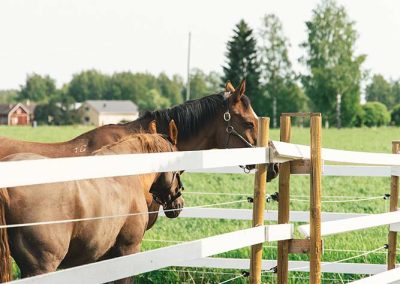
220,79,258,148
221,80,279,182
150,120,184,218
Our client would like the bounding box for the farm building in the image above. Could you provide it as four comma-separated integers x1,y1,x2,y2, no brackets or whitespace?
0,103,31,125
81,100,139,126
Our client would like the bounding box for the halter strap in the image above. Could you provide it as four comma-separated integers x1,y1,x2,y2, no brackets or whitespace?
223,100,254,149
151,172,184,208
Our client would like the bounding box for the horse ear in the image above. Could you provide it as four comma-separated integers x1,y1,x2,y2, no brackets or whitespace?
148,120,157,134
231,79,246,103
225,81,235,93
168,120,178,145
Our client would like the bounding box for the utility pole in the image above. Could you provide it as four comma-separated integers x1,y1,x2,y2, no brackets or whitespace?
336,94,341,129
186,32,191,101
273,97,277,128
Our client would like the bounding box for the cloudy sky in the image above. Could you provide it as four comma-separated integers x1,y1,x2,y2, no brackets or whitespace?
1,0,400,89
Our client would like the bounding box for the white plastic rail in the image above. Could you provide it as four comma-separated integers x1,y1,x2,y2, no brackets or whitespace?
0,147,268,188
349,267,400,283
10,224,293,284
271,141,400,166
298,211,400,238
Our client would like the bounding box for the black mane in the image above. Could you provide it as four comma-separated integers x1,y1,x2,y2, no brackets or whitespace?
140,92,228,141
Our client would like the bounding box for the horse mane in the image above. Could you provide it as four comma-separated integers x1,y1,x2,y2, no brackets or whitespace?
93,132,174,155
138,92,229,141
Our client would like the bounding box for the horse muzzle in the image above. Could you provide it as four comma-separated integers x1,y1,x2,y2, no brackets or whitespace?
163,198,184,218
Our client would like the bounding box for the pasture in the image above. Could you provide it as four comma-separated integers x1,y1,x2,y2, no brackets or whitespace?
2,125,400,283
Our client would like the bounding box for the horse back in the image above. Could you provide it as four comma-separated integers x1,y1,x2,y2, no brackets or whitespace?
0,124,133,160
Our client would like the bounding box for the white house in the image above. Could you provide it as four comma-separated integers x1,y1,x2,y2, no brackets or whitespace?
81,100,139,126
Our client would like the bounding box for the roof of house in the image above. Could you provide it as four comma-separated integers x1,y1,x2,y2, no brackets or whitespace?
85,100,138,114
0,103,30,115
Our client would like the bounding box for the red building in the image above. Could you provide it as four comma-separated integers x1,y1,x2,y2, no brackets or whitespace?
0,103,31,125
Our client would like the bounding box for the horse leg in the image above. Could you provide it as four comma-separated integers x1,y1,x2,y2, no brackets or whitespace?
10,226,69,278
104,243,141,284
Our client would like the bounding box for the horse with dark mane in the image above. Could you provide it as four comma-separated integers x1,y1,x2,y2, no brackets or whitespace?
0,80,278,181
0,122,183,283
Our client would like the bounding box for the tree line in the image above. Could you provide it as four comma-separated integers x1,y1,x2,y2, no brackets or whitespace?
222,0,399,127
1,0,399,127
5,69,220,125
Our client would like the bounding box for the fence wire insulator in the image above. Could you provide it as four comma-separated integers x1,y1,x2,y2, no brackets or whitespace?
384,244,389,249
267,192,279,203
270,266,278,273
384,193,391,200
271,192,279,202
247,197,254,203
241,271,250,277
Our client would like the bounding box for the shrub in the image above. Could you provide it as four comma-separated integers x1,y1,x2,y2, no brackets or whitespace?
361,102,390,127
391,104,400,126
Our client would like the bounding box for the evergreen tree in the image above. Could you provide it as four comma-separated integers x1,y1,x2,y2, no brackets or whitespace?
223,20,261,113
259,14,308,124
301,0,366,126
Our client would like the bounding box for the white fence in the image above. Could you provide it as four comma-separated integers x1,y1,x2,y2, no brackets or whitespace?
2,140,400,283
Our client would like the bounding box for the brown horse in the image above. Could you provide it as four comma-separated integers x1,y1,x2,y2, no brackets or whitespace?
0,123,184,283
0,80,279,181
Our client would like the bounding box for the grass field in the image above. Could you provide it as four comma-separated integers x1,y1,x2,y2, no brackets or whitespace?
2,125,400,283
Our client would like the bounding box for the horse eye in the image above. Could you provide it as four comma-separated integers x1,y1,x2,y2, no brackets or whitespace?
244,122,255,129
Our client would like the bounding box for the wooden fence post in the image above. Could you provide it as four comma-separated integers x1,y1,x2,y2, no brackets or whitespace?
250,117,269,284
310,114,322,284
388,141,400,269
277,115,291,284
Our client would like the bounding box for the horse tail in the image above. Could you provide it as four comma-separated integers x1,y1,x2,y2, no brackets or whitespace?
0,188,12,282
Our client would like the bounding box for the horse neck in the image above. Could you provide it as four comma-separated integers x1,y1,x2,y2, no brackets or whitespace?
124,117,151,133
154,109,222,151
176,125,217,151
136,172,159,206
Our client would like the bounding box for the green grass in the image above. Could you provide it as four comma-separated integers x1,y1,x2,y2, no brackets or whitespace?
3,125,400,283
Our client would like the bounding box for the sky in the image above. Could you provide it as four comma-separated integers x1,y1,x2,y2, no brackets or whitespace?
1,0,400,89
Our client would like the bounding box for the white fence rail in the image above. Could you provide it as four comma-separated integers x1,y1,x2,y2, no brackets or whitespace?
10,225,293,284
350,267,400,283
3,140,400,283
1,141,400,189
0,148,268,188
298,211,400,238
272,141,400,166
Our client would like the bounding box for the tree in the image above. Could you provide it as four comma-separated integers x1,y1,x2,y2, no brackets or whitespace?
157,73,183,105
67,70,110,102
205,71,222,93
365,74,394,109
34,87,82,125
136,88,170,111
390,80,400,108
301,0,366,127
183,69,222,100
106,72,139,101
359,102,390,127
223,20,261,113
0,90,17,103
391,104,400,126
258,14,308,123
18,74,57,102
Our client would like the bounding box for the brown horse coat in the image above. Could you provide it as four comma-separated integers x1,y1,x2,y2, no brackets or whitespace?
0,132,184,283
0,81,279,180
